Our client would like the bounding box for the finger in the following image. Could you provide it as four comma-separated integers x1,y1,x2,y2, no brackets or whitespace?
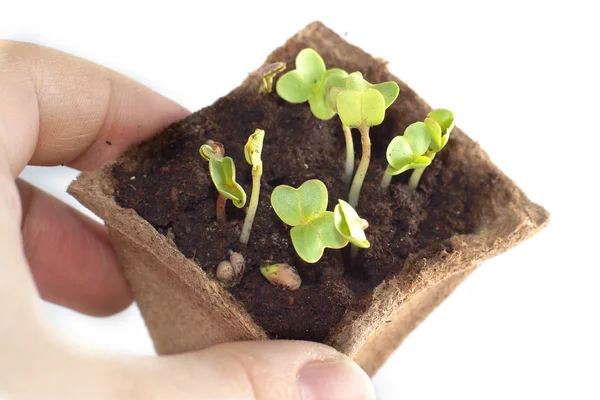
0,40,189,313
0,39,190,177
17,179,132,316
0,160,42,338
116,341,375,400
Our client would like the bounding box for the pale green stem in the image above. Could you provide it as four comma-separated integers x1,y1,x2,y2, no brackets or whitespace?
408,167,425,190
342,125,354,184
350,243,359,261
408,152,436,190
240,166,262,244
380,168,393,190
348,124,371,209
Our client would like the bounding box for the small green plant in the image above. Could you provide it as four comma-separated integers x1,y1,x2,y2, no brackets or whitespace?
327,71,399,208
271,180,347,263
259,62,286,94
209,157,247,222
381,108,455,190
240,129,265,244
334,198,370,260
333,199,370,248
276,48,348,120
271,179,369,263
199,140,246,223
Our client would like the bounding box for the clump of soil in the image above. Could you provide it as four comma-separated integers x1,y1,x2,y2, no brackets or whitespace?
112,61,498,342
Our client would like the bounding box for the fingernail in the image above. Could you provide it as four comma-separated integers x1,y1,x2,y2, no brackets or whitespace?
298,359,375,400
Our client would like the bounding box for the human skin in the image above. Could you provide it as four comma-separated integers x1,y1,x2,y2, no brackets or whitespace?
0,41,375,400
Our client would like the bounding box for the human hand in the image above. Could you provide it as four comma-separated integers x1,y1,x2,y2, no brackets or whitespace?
0,41,375,400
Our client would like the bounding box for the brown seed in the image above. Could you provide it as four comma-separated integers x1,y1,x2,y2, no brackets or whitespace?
204,140,225,158
260,263,301,291
216,260,235,283
228,251,245,275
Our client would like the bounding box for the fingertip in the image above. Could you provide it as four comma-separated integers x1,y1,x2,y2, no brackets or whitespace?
17,180,133,316
196,341,375,400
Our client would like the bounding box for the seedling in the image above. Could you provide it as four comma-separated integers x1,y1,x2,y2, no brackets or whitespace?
381,108,455,190
380,122,432,189
260,263,302,290
327,71,399,208
259,62,286,94
333,198,370,260
276,48,348,120
240,129,265,244
200,141,246,222
333,199,370,249
208,157,246,222
271,179,347,263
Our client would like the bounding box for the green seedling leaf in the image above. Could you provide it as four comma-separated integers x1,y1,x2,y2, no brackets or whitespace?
325,85,343,113
259,62,286,94
276,70,311,103
271,180,328,226
344,72,371,91
309,68,347,120
276,48,325,104
209,157,246,208
276,48,348,120
371,81,400,109
337,88,386,128
290,211,348,263
404,122,431,156
426,108,455,152
296,48,326,84
271,179,348,263
333,199,370,248
424,117,443,151
385,122,433,176
343,72,399,108
332,72,398,128
244,128,265,171
428,108,455,134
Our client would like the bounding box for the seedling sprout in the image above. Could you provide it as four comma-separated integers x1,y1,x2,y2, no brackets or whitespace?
333,198,370,260
381,109,455,190
271,179,347,263
333,199,370,249
208,157,247,222
240,129,265,244
327,71,399,208
259,62,286,94
271,180,370,263
276,48,348,120
199,141,246,222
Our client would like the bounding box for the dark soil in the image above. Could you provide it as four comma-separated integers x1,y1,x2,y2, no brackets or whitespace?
112,62,498,342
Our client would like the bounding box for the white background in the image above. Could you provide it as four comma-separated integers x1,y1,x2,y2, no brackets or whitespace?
2,1,599,399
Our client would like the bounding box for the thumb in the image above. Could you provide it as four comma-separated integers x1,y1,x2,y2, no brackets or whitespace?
118,341,376,400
